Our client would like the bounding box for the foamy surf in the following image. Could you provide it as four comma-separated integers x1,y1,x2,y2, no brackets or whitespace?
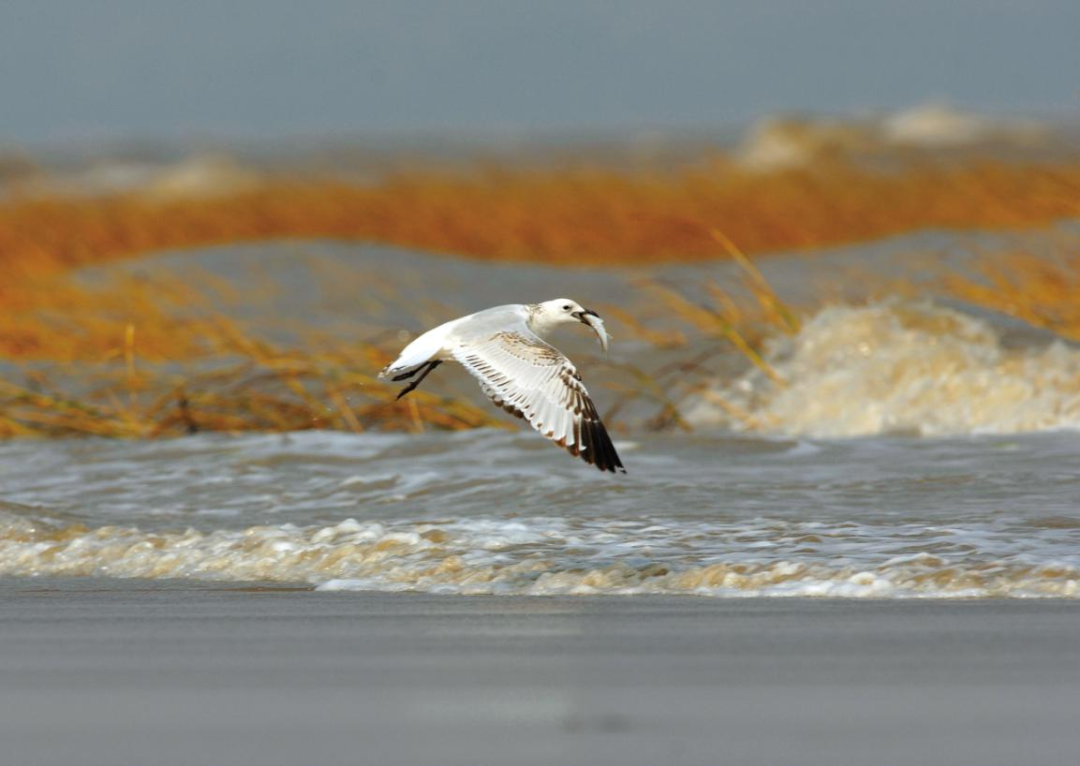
687,300,1080,437
2,511,1077,599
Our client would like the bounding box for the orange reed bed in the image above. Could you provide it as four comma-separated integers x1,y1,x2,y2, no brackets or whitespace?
2,158,1079,286
0,312,506,438
2,156,1079,436
940,244,1080,340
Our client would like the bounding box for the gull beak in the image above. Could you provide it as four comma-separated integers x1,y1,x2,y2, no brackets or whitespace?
573,309,610,353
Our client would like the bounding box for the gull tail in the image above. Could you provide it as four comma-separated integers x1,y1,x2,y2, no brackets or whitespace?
379,330,443,379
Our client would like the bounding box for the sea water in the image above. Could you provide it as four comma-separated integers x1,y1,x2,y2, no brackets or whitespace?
1,426,1077,598
6,231,1079,598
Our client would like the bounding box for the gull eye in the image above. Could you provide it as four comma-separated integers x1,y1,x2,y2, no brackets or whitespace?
562,304,571,311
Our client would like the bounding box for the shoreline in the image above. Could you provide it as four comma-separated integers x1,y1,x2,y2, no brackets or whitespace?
3,579,1078,765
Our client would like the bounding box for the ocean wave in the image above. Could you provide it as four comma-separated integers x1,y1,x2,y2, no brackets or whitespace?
2,511,1076,599
686,300,1080,437
735,104,1050,171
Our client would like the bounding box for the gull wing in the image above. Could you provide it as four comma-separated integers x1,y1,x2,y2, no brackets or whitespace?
452,331,625,473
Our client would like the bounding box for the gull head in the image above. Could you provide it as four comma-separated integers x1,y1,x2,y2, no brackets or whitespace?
533,298,610,352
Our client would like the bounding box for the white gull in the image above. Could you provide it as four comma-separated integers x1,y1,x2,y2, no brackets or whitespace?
379,298,625,473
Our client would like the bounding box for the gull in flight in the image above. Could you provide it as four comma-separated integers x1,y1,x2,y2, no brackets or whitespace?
380,299,625,473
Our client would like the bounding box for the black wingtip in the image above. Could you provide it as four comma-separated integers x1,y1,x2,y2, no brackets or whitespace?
579,418,625,474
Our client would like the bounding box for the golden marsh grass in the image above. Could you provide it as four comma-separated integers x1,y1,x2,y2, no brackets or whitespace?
2,157,1079,281
2,152,1078,436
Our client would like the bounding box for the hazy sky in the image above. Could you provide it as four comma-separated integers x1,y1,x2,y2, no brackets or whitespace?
2,0,1078,143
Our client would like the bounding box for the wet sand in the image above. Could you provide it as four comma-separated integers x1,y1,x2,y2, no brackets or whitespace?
1,580,1078,766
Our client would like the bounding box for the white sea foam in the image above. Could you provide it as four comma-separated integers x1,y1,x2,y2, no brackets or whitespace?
2,510,1077,599
735,104,1050,170
686,301,1080,437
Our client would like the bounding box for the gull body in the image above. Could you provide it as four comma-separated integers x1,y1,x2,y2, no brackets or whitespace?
380,299,625,473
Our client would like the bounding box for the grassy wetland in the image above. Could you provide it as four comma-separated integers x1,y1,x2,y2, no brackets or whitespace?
2,121,1079,440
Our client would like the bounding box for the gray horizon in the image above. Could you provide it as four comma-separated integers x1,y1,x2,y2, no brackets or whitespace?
1,0,1078,145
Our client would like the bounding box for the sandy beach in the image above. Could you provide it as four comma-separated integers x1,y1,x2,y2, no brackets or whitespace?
2,579,1078,766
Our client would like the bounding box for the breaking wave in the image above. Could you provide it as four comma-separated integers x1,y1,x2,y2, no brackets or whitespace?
2,510,1077,599
687,301,1080,437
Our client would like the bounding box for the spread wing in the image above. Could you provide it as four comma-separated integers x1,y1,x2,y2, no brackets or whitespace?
452,331,625,473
